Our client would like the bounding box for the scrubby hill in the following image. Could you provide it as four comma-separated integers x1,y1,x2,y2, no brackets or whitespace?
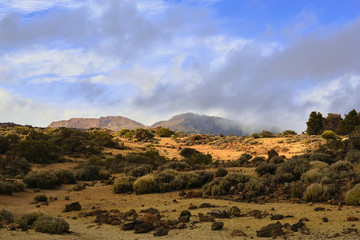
152,112,244,136
48,116,146,131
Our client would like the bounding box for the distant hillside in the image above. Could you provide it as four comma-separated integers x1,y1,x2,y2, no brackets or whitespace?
48,116,146,131
151,113,244,136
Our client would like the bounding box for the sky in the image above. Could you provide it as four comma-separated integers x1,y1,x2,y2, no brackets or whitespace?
0,0,359,133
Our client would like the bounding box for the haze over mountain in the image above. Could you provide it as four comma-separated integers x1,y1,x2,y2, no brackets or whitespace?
152,113,244,136
48,116,146,131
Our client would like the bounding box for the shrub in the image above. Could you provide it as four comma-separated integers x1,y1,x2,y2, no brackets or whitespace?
0,209,14,223
236,153,252,165
133,128,154,141
345,184,360,205
282,130,297,136
180,148,200,158
345,150,360,164
17,139,61,164
128,165,151,178
16,211,45,228
251,156,265,167
74,165,110,181
158,161,191,171
0,181,14,194
309,153,333,164
251,133,260,138
113,176,136,194
310,161,329,170
269,156,285,164
301,169,325,184
260,130,274,138
203,173,250,196
119,129,131,137
24,170,59,189
156,127,174,137
330,160,354,174
244,178,265,193
215,167,228,177
133,175,157,194
55,169,75,184
275,158,310,183
0,154,31,177
184,152,212,166
0,135,10,154
33,216,69,234
34,193,48,203
303,183,331,202
255,163,277,177
322,130,338,140
290,181,306,198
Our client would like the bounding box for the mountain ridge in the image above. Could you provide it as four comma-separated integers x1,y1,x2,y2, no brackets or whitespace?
48,113,245,136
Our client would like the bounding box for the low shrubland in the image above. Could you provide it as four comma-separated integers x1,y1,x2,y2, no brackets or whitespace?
24,170,59,189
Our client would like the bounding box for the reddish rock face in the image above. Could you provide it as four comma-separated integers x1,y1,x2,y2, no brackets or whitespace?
48,116,147,131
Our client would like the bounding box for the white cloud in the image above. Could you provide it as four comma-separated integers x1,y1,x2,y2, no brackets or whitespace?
0,88,59,126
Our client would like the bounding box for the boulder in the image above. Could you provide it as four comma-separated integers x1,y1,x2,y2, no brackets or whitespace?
64,202,81,212
211,221,224,230
256,222,283,238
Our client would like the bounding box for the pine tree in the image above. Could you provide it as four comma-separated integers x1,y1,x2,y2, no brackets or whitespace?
306,111,323,135
339,109,360,135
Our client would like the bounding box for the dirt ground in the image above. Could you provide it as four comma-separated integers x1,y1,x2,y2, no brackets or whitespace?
2,136,359,240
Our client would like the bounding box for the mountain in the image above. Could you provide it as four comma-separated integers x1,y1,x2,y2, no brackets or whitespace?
48,116,146,131
151,112,244,136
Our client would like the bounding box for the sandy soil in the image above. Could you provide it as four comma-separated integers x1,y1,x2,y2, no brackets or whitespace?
1,180,360,240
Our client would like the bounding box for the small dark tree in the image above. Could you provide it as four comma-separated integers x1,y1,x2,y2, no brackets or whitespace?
323,113,342,134
340,109,360,135
306,111,323,135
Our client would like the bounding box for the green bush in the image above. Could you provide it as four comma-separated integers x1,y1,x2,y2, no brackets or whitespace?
0,154,31,177
158,161,191,171
251,156,265,166
133,128,154,141
16,211,45,228
282,130,297,136
303,183,331,202
269,156,285,164
113,176,136,194
74,165,110,181
321,130,338,140
34,193,48,203
291,181,306,198
0,135,10,154
17,139,62,164
255,163,277,177
275,158,310,183
55,169,75,184
128,165,151,178
202,173,250,196
244,178,265,193
156,127,174,137
301,169,325,184
24,170,59,189
251,133,260,138
309,153,332,164
0,209,14,223
345,184,360,205
133,175,157,194
310,161,329,170
260,130,274,138
33,216,69,234
180,148,200,158
215,167,228,177
345,150,360,164
330,160,354,175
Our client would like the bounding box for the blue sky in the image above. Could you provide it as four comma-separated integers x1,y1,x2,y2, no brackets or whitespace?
0,0,359,132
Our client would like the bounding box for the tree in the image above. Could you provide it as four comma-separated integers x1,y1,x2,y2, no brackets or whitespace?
323,113,342,134
306,111,323,135
340,109,360,135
